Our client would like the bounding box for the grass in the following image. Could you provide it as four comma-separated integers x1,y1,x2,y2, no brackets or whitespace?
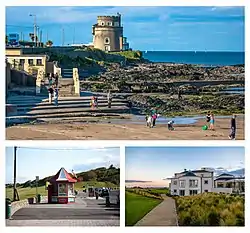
174,193,245,226
145,188,170,195
6,181,119,202
125,191,162,226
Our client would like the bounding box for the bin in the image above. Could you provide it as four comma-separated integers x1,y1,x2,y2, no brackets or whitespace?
5,198,11,219
37,194,41,203
106,196,110,207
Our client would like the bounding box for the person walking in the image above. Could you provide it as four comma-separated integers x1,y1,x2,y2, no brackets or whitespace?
48,86,54,104
54,87,59,106
107,91,112,108
54,73,59,87
229,114,236,140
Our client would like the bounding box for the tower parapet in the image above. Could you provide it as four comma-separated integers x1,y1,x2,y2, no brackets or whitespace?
92,13,124,52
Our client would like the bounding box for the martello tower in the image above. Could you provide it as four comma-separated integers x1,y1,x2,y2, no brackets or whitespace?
92,13,125,52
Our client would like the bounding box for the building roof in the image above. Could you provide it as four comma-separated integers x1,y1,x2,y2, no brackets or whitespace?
50,167,77,183
217,173,234,177
180,171,197,177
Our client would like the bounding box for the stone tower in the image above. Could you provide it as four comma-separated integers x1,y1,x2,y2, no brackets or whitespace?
92,13,123,52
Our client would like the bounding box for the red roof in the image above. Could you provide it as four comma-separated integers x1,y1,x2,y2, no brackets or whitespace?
50,167,77,183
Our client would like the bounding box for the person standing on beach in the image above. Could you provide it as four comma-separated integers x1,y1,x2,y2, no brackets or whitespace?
206,112,211,125
152,113,157,127
209,113,215,130
229,115,236,140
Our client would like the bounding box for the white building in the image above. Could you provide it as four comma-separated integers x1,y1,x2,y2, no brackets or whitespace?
167,168,244,196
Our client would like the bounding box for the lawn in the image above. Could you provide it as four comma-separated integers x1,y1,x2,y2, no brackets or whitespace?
125,191,162,226
6,181,119,201
6,186,47,201
175,193,245,226
145,188,170,195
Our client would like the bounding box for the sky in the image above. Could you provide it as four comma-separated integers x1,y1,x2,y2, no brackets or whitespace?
5,147,120,184
125,147,245,187
6,6,244,51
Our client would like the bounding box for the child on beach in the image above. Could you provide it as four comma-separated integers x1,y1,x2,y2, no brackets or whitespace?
147,115,153,128
206,112,211,123
167,120,175,130
209,113,215,130
228,114,236,140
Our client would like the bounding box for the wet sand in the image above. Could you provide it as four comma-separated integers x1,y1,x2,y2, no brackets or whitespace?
6,117,244,140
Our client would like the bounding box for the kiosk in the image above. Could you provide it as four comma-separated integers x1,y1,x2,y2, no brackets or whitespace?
48,167,77,204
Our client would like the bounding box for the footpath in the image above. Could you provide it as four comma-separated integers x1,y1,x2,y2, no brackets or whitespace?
135,195,178,226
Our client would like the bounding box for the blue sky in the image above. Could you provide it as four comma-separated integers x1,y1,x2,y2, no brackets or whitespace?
5,147,120,184
6,6,244,51
126,147,244,186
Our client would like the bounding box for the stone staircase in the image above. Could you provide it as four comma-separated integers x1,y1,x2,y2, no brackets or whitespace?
61,68,73,78
6,95,130,125
59,78,75,97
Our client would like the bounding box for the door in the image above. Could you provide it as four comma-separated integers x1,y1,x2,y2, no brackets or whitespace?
179,190,185,196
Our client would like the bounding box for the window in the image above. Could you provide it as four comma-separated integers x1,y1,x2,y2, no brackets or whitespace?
189,180,198,188
20,59,25,65
174,189,177,193
58,183,67,196
173,181,177,185
68,183,74,196
217,183,224,188
101,21,105,26
204,190,208,192
179,190,185,196
104,45,110,51
104,37,110,45
189,190,198,195
179,180,186,188
204,180,208,184
114,22,119,27
107,21,112,26
28,59,34,65
36,59,42,65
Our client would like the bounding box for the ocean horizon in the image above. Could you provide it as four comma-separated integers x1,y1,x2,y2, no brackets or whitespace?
142,51,245,66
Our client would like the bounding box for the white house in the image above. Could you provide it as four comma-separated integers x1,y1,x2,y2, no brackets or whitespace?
167,168,244,196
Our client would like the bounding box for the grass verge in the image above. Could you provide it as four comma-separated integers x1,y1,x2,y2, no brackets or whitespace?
125,191,162,226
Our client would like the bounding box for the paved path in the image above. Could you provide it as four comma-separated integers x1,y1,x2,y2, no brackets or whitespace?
6,192,119,226
135,195,178,226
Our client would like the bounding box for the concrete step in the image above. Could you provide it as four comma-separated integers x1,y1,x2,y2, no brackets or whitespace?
16,102,127,112
7,96,125,104
7,106,130,119
11,99,127,107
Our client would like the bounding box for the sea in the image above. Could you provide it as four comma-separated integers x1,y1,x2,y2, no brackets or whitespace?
142,51,245,66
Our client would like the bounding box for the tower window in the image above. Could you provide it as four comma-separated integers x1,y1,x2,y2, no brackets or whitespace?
107,21,112,26
101,21,105,26
104,37,110,45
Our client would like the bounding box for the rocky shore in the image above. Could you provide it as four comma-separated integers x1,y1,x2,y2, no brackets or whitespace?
127,93,244,116
82,63,244,93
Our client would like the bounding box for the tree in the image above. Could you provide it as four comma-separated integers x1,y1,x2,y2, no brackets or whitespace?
46,40,53,47
5,35,8,45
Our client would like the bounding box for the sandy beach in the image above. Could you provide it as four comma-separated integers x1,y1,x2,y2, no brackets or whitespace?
6,116,244,140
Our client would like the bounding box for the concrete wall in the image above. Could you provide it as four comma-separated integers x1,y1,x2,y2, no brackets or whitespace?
212,188,233,194
6,62,11,90
6,48,22,56
11,69,36,86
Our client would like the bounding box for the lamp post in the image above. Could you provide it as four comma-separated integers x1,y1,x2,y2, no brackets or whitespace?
13,146,17,201
29,14,37,47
